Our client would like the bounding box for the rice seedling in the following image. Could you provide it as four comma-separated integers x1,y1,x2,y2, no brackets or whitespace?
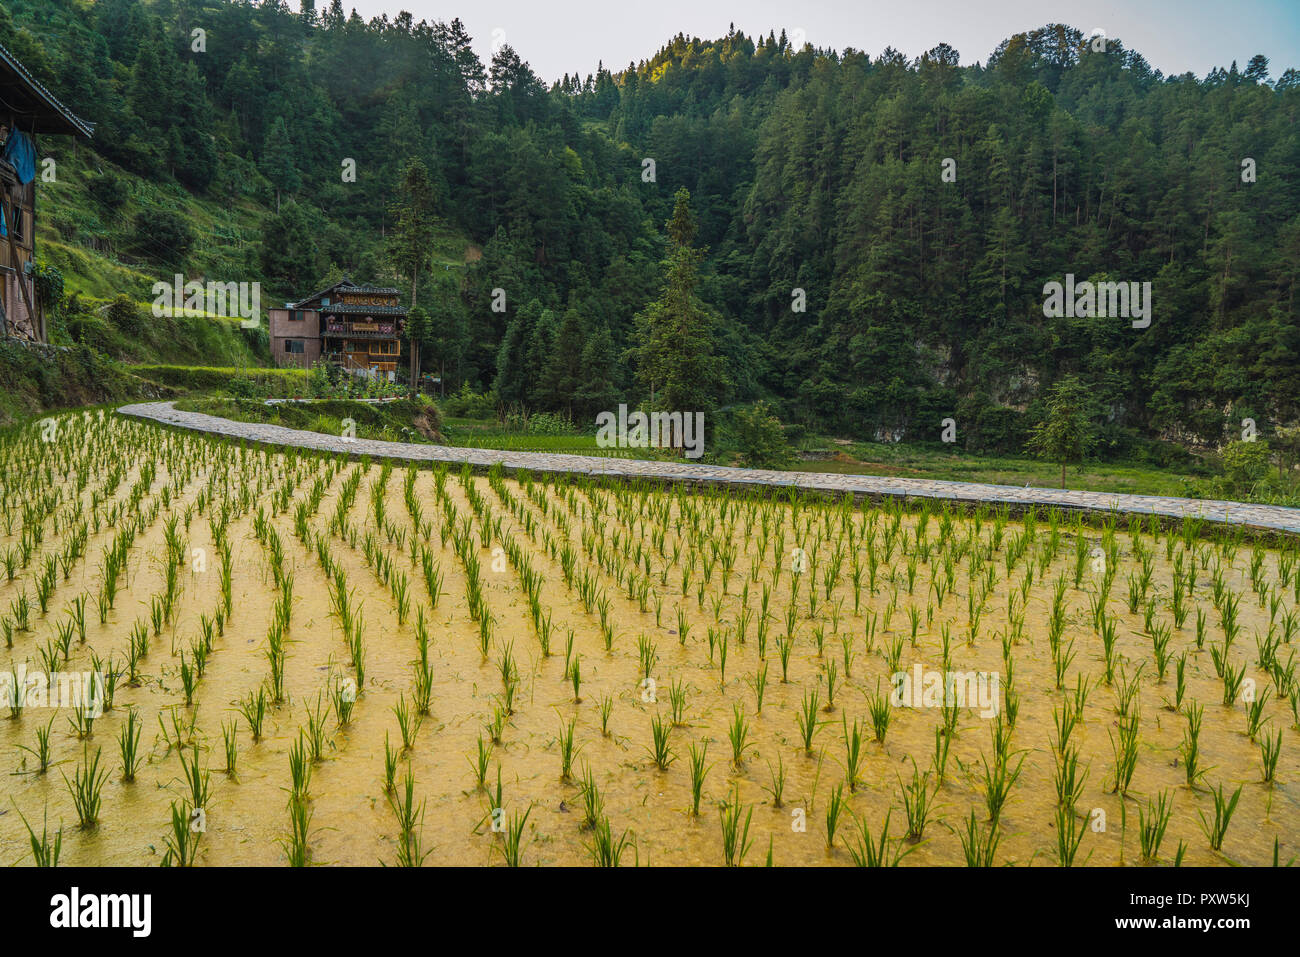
1165,652,1189,712
331,673,356,727
486,699,508,744
1222,659,1247,706
389,768,431,867
1138,790,1174,862
177,744,211,813
494,805,534,867
36,640,60,681
558,716,582,778
948,808,999,870
822,658,841,711
1245,688,1271,739
981,752,1025,829
117,707,143,782
688,741,711,815
842,715,866,792
750,662,769,714
823,781,846,849
791,688,822,755
1108,713,1141,795
867,681,892,743
460,732,492,791
898,760,936,841
161,800,201,868
238,685,268,741
762,755,787,808
1050,743,1092,811
64,745,108,829
884,634,905,673
728,703,752,768
222,719,239,777
1181,702,1210,788
1260,727,1283,784
922,720,951,784
283,797,313,867
586,692,610,738
661,679,686,729
15,804,62,867
719,785,754,866
584,816,634,867
637,633,657,681
1054,804,1089,866
388,693,421,751
844,808,914,867
1197,782,1243,852
288,731,313,803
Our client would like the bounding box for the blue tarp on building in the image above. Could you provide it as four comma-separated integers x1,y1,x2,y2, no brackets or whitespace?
4,130,36,184
0,129,36,237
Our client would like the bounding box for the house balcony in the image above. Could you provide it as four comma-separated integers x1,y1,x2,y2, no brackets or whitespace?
323,320,398,338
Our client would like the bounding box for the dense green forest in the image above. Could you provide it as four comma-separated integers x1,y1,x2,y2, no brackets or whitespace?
7,0,1299,457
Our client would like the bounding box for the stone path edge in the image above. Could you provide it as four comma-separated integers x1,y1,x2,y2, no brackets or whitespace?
117,401,1300,540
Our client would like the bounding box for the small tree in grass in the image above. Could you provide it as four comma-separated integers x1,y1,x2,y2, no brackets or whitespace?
1220,439,1272,495
1026,375,1099,489
733,401,792,469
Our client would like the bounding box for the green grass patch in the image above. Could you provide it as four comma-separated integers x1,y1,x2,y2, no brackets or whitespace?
176,397,442,444
137,366,307,396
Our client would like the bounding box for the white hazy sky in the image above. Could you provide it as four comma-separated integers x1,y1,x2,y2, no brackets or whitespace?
332,0,1300,84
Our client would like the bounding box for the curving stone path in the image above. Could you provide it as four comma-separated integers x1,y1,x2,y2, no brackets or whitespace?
118,401,1300,536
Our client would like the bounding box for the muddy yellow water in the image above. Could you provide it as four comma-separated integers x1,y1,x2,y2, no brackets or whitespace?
1,413,1297,866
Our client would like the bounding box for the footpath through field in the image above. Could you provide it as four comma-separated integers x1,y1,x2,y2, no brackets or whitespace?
118,401,1300,536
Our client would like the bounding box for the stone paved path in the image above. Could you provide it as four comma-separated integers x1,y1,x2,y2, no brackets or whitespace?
118,401,1300,535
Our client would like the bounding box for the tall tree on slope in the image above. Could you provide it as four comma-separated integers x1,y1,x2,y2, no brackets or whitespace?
389,158,438,395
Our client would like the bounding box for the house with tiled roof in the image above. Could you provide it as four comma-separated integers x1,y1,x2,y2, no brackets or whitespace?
268,276,406,379
0,42,93,342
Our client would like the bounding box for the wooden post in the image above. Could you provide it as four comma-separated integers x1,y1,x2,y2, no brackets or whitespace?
5,229,36,341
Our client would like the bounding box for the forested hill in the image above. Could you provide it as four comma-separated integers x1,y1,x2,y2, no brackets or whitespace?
8,1,1299,453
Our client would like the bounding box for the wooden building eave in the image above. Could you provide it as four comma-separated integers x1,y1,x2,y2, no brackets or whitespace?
0,42,93,138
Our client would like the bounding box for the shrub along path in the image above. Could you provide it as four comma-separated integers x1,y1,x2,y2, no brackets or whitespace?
119,401,1300,535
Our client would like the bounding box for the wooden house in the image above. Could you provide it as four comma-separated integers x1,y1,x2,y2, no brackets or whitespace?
268,277,406,379
0,42,94,342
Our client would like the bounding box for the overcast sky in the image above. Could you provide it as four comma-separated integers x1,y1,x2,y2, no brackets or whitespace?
332,0,1300,84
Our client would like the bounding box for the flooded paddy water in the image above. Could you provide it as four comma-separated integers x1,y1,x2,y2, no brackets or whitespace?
1,411,1296,866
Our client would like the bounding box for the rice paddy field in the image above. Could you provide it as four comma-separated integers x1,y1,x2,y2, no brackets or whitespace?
2,410,1298,867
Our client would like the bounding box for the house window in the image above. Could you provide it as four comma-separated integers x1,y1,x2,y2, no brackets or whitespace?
285,340,305,354
369,340,399,356
288,310,303,321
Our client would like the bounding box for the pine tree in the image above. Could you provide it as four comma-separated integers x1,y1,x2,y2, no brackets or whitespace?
539,307,585,417
494,299,540,409
388,158,438,394
525,307,558,408
260,116,299,213
576,322,620,421
629,187,730,452
425,271,468,397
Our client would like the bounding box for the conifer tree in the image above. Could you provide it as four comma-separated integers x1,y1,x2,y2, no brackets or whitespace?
629,187,730,451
